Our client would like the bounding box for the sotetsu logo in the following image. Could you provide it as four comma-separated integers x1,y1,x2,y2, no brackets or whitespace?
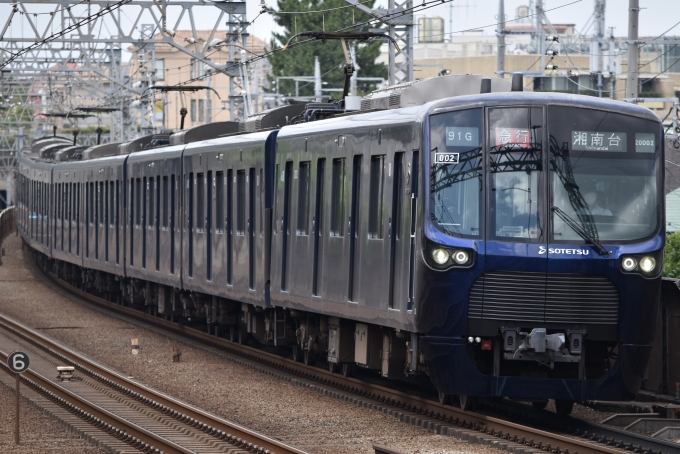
538,246,590,256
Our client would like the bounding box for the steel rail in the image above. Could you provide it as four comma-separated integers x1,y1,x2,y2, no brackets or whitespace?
0,349,194,454
41,269,679,454
0,313,308,454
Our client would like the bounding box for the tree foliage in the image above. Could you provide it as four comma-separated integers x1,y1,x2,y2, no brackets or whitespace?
267,0,387,99
664,231,680,278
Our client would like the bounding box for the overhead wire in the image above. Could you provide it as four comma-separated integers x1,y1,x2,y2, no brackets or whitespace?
0,0,133,70
129,0,456,102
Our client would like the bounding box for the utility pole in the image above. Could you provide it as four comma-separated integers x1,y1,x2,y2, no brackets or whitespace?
496,0,506,78
344,0,413,84
608,27,616,99
593,0,605,97
314,56,322,101
626,0,640,99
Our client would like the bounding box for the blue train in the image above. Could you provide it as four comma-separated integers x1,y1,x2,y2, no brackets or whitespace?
16,73,664,415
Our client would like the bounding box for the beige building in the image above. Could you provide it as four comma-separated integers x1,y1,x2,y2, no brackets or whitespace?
131,31,267,132
380,24,680,117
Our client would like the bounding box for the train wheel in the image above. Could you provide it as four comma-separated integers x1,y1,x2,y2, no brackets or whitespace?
438,391,453,406
303,350,314,366
341,363,355,377
237,323,247,345
532,400,548,410
459,395,476,411
554,399,574,416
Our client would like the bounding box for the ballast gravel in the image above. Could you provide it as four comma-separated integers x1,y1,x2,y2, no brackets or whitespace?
0,377,108,454
0,235,504,454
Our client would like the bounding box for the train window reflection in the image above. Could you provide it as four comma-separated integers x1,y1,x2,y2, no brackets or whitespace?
489,107,543,241
549,106,659,242
369,155,385,239
330,159,345,237
429,108,482,239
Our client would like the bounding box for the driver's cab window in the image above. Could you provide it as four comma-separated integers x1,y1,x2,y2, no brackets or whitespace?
488,107,543,241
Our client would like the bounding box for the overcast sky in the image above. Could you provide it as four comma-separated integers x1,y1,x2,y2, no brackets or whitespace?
244,0,680,44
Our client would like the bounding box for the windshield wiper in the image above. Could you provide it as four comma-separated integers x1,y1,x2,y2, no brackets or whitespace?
551,206,610,257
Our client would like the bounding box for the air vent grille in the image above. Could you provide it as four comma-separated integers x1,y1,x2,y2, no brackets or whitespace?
468,271,619,324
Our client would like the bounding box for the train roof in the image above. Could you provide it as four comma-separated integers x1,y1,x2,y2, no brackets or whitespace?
125,144,185,162
425,91,662,122
169,121,240,145
183,129,272,154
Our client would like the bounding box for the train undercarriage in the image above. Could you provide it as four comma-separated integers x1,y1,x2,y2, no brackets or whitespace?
32,249,428,382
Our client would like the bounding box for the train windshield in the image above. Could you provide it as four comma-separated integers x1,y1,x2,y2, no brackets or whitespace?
488,107,543,241
429,108,483,238
549,106,660,243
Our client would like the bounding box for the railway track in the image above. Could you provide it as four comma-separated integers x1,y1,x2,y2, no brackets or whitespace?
0,314,308,454
37,265,680,454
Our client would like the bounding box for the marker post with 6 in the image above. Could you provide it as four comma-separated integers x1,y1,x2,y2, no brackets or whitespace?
7,351,30,444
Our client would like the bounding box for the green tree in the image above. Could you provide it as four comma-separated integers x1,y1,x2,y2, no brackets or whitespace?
267,0,387,99
664,231,680,278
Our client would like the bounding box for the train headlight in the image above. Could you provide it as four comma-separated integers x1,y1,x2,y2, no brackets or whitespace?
621,257,637,271
453,250,469,265
639,256,656,273
432,248,450,265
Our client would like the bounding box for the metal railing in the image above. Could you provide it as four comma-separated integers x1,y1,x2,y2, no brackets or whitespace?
0,206,16,266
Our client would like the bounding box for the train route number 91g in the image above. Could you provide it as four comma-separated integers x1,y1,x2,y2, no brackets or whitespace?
434,152,460,164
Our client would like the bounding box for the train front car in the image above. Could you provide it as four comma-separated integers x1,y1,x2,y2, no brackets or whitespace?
418,93,663,410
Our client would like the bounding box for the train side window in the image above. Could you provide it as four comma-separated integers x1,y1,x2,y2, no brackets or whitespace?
237,170,245,235
162,176,169,228
149,177,155,227
216,171,224,232
369,155,385,239
89,182,95,225
188,173,194,229
170,174,176,273
100,182,105,225
297,161,310,235
226,169,233,284
109,181,115,226
135,178,142,226
142,177,147,229
273,164,280,235
259,168,264,235
197,173,204,231
196,173,205,232
330,158,345,236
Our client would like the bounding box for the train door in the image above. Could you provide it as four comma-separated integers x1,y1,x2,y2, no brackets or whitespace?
212,167,227,287
107,178,115,263
280,160,293,292
206,169,213,281
484,107,547,281
131,171,144,269
311,158,326,297
284,145,318,297
321,141,351,303
98,179,105,261
146,173,157,271
87,178,96,260
194,159,207,283
233,160,249,290
347,153,363,302
360,150,391,310
159,172,171,274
